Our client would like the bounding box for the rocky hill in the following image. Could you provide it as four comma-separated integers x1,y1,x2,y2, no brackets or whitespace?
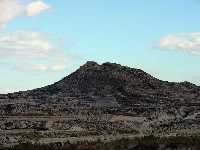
0,61,200,146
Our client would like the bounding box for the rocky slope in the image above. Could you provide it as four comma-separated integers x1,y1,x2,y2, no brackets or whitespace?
0,61,200,146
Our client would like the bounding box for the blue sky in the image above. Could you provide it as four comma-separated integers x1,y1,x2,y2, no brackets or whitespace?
1,0,200,93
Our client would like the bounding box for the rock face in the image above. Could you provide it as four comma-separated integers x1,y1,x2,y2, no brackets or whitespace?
0,61,200,145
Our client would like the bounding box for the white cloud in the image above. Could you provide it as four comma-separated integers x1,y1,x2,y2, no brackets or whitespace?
0,31,70,72
0,0,51,27
0,31,53,59
15,63,48,72
26,1,50,17
14,61,69,72
157,33,200,55
52,62,67,71
0,0,23,27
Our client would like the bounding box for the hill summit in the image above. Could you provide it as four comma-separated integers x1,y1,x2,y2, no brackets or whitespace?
9,61,198,105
